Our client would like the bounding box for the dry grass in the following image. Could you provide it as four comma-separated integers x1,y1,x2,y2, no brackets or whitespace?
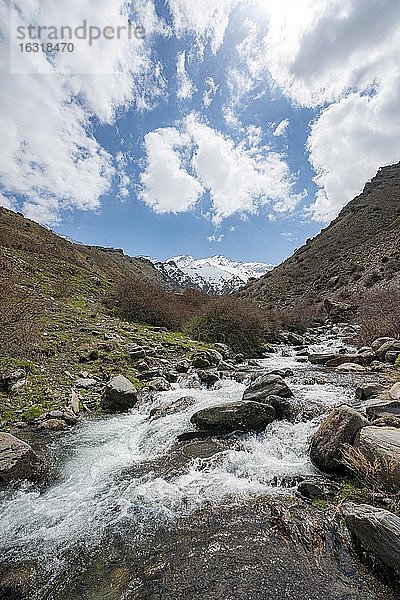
341,444,399,494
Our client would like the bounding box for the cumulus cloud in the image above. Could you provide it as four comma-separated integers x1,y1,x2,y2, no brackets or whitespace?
273,119,289,137
0,0,165,224
228,0,400,220
307,84,400,221
140,113,303,223
176,51,196,100
167,0,238,54
140,127,203,213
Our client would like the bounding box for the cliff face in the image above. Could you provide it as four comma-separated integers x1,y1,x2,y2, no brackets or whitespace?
240,163,400,308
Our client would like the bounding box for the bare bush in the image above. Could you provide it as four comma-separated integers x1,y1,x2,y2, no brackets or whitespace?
354,287,400,344
267,303,325,333
185,296,267,355
108,277,208,330
0,257,41,357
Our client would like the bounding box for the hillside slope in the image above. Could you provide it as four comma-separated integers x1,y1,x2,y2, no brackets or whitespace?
0,208,215,425
0,207,169,289
240,163,400,308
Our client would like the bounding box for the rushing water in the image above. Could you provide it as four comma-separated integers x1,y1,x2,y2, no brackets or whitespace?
0,329,385,598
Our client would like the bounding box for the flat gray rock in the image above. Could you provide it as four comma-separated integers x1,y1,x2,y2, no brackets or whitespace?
342,502,400,574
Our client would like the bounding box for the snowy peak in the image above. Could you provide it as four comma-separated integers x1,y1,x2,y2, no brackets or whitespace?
152,255,274,294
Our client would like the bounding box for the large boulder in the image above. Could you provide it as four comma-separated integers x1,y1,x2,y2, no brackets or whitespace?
342,502,400,575
354,426,400,483
325,354,374,368
371,337,396,352
0,433,47,483
196,369,220,386
366,401,400,420
190,401,276,434
310,405,369,473
308,354,337,365
144,377,171,392
100,375,138,412
242,374,293,404
355,383,385,401
191,350,223,369
257,394,299,421
375,339,400,361
389,382,400,400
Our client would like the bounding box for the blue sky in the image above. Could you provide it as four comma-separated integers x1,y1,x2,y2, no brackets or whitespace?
1,1,400,264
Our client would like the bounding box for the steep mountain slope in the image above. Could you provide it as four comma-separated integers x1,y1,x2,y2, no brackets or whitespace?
0,207,169,289
152,255,274,294
240,163,400,308
0,208,216,425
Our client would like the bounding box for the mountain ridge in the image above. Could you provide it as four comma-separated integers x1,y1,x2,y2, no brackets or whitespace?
151,254,274,295
239,162,400,308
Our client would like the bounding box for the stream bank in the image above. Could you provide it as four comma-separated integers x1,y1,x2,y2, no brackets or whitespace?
0,326,398,599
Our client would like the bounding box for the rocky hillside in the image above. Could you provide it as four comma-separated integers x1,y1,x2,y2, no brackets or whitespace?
152,255,274,294
0,208,218,426
240,163,400,309
0,207,169,289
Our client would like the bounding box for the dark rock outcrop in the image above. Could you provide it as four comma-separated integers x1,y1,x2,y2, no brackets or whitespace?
191,401,276,434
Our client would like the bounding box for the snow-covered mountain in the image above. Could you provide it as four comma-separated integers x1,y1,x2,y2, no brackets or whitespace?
151,255,274,294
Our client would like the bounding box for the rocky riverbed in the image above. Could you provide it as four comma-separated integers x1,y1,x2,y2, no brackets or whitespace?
0,326,399,599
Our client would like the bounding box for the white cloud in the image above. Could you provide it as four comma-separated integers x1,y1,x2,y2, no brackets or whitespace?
167,0,238,54
140,127,203,213
0,0,165,225
307,84,400,221
0,193,16,211
176,51,196,100
207,234,224,242
203,77,219,108
140,114,303,223
273,119,289,137
115,153,131,199
228,0,400,220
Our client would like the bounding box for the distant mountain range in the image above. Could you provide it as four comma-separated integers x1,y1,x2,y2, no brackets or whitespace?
151,255,274,294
